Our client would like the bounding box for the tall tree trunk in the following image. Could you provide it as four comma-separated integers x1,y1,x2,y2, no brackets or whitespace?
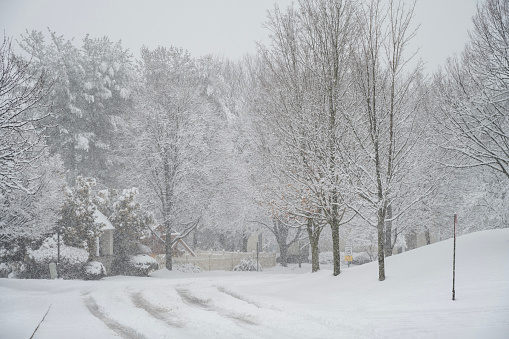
163,196,173,270
407,230,417,250
307,218,320,273
374,122,386,281
219,233,227,250
331,223,340,276
279,243,289,267
310,238,320,273
67,142,77,184
162,153,174,271
392,227,398,253
274,218,288,267
377,208,385,281
163,205,174,270
424,227,431,245
241,234,249,252
192,228,198,250
165,229,173,270
298,240,303,268
385,204,393,257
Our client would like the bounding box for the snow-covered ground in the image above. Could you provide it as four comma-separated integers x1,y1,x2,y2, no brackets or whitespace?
1,229,508,338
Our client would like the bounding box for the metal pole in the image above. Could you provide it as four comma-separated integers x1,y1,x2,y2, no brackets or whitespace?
452,214,457,301
298,240,302,268
57,226,61,279
257,242,260,271
257,233,262,272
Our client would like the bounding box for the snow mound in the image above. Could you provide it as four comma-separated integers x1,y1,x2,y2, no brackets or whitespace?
175,263,202,273
128,255,158,276
136,243,152,255
0,229,507,338
84,261,106,280
233,258,261,271
28,236,88,265
130,254,157,268
242,229,509,337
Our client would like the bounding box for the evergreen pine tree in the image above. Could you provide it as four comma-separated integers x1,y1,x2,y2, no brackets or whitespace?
98,187,152,275
58,176,102,260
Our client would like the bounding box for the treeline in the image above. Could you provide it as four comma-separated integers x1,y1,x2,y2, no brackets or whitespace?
252,0,508,280
0,31,259,277
0,0,507,280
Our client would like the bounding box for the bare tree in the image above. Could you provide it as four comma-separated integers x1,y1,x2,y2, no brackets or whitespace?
255,0,356,276
199,56,268,252
0,152,65,243
0,35,50,193
344,0,425,281
299,0,357,276
435,0,509,180
128,47,220,270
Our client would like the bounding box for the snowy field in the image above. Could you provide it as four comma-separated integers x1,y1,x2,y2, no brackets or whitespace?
1,229,508,339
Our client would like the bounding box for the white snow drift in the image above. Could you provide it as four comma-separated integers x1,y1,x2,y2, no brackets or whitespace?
0,228,508,338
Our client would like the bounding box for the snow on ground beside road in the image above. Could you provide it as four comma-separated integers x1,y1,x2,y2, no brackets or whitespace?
0,228,508,338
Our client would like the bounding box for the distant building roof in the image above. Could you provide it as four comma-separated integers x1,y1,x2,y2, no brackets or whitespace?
94,210,115,231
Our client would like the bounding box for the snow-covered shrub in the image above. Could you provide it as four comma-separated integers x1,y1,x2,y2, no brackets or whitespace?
125,255,158,276
84,261,107,280
319,251,333,265
0,241,27,278
25,235,89,279
0,262,26,278
0,244,13,260
0,262,8,278
233,258,261,271
175,263,201,273
136,243,152,255
352,252,371,265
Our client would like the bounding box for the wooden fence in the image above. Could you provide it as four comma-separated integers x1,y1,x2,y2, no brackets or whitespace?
154,251,276,271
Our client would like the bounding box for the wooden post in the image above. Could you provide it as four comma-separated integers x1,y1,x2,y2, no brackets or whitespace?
49,263,57,279
452,214,457,301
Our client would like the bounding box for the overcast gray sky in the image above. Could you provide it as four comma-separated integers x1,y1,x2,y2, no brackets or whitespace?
0,0,477,73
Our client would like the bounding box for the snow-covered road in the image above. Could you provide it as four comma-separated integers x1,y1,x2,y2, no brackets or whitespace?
1,273,349,338
1,229,508,338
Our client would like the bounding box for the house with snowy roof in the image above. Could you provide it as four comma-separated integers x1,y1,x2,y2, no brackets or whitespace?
141,225,196,257
94,209,115,257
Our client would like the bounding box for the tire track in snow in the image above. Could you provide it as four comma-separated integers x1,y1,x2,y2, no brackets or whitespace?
217,286,262,308
176,287,258,326
213,286,324,338
217,285,358,337
84,296,146,339
175,287,212,310
130,291,184,328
